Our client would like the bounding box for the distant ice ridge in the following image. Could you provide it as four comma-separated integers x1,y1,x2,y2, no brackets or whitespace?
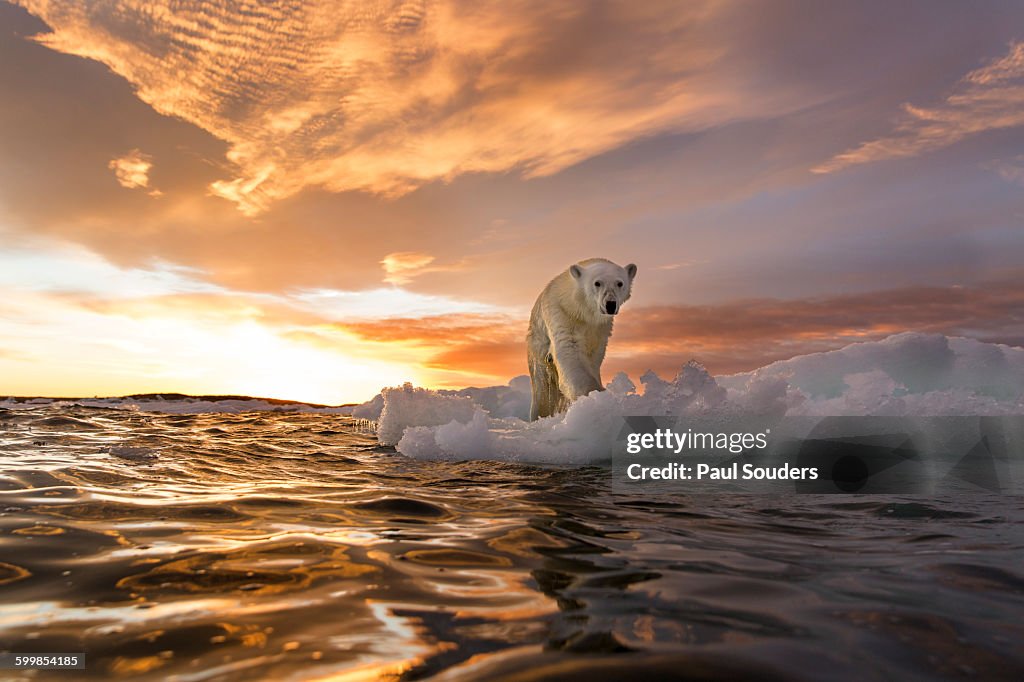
357,333,1024,462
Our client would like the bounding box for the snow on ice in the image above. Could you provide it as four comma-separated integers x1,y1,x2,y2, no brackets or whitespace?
360,333,1024,462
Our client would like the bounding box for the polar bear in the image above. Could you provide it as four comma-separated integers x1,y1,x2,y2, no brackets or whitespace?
527,258,637,420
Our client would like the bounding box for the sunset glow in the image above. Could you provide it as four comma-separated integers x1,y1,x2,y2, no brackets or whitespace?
2,1,1023,404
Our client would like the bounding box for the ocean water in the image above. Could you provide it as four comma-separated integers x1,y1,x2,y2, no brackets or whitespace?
0,404,1022,681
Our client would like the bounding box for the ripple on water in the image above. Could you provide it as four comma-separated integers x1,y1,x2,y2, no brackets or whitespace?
871,502,979,519
351,496,452,520
0,405,1020,680
403,549,513,567
927,563,1024,593
31,415,101,429
117,540,377,596
0,562,31,586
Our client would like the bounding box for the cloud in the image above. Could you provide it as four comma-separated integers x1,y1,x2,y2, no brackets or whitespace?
0,237,220,298
653,260,702,271
985,154,1024,185
294,286,501,319
378,251,473,286
6,0,1024,322
14,0,813,214
108,148,152,189
340,313,524,383
815,42,1024,173
380,251,436,285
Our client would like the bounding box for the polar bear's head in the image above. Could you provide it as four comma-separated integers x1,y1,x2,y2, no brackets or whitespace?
569,259,637,317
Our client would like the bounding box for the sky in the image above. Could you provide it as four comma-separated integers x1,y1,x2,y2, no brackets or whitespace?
1,0,1023,405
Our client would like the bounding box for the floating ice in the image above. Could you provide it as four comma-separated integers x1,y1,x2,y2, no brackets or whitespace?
376,383,477,446
349,376,532,424
365,333,1024,462
719,333,1024,417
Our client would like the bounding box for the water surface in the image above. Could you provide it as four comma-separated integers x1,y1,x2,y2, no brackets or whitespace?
1,404,1022,680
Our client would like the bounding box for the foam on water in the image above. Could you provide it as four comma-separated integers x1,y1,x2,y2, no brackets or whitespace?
363,333,1024,462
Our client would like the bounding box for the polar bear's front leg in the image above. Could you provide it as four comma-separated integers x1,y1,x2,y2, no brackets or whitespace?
528,349,561,420
551,334,603,402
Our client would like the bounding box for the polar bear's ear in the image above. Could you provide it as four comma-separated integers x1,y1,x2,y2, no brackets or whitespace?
626,263,637,281
569,264,583,280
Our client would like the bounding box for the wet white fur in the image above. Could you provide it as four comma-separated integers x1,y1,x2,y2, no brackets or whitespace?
526,258,637,420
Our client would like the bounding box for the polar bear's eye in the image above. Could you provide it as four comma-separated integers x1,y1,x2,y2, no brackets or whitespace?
594,281,602,288
616,281,623,288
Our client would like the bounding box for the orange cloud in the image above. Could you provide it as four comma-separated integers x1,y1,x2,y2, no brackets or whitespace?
108,148,152,189
814,42,1024,173
380,252,436,285
604,279,1024,375
67,292,322,328
378,251,475,286
340,313,524,385
15,0,810,214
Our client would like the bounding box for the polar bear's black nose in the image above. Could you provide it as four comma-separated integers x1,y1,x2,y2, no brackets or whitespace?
605,300,617,315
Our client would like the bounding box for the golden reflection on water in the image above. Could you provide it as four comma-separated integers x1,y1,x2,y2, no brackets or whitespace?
403,548,513,567
2,406,1023,680
117,540,377,596
308,658,420,682
0,561,31,586
488,526,568,558
12,524,65,535
108,653,168,676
